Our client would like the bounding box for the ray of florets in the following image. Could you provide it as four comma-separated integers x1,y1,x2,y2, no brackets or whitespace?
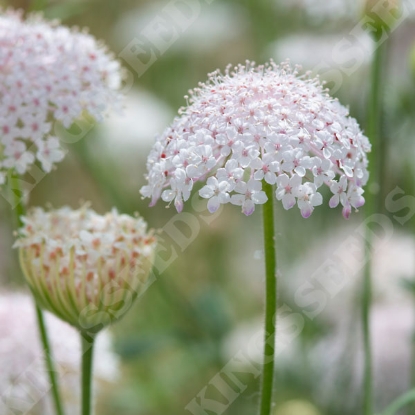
0,9,123,183
140,60,370,219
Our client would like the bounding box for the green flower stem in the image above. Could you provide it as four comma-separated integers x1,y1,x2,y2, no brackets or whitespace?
11,185,25,229
367,41,385,206
81,333,95,415
363,37,386,415
362,245,373,415
35,305,65,415
259,182,277,415
9,173,65,415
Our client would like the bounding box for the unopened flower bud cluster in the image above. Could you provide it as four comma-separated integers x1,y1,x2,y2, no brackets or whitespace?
141,61,370,218
14,206,156,330
0,10,122,183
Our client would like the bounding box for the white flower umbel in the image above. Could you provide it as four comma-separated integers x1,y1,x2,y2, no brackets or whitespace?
0,291,119,415
0,9,122,183
140,60,371,415
141,61,370,219
14,206,156,333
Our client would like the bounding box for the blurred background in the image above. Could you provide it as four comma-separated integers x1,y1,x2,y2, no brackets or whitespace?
1,0,415,414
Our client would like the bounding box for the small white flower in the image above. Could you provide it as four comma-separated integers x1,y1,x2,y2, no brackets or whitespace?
161,168,192,212
251,153,280,184
232,141,260,168
347,184,365,209
281,149,313,177
216,159,244,190
315,131,334,159
20,114,51,141
276,173,302,210
3,140,35,174
199,177,231,213
339,184,365,219
289,129,310,150
216,127,240,156
263,134,290,159
185,145,216,178
230,179,267,216
295,183,323,218
172,145,195,169
36,137,66,172
53,97,82,128
312,158,335,187
329,175,348,208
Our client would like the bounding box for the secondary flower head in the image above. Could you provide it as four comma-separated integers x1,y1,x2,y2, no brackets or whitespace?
14,206,156,333
140,61,370,218
0,9,123,183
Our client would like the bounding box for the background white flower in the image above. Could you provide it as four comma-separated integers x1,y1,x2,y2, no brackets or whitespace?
0,9,123,182
0,291,119,415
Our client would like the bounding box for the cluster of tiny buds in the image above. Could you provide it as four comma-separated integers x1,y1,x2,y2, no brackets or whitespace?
0,9,122,183
141,61,370,219
14,206,156,330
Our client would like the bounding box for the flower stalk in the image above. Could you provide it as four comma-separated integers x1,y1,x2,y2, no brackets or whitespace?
362,32,387,415
81,333,95,415
9,173,65,415
259,182,277,415
15,204,156,415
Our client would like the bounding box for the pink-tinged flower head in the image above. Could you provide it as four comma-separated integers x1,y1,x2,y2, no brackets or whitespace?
14,206,156,332
140,61,370,218
0,10,123,183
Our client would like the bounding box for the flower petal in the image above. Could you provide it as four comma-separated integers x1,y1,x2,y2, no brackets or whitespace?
282,194,296,210
329,194,339,208
252,191,268,205
242,200,255,216
207,196,220,213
